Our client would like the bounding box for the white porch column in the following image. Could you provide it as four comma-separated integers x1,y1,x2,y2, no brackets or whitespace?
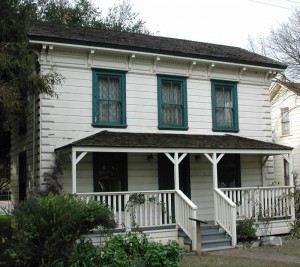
204,153,224,189
174,152,180,190
71,148,77,194
71,149,88,194
205,153,224,225
164,152,187,191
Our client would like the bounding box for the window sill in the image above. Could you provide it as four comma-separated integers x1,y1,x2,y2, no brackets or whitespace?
280,133,292,138
212,128,239,133
92,123,127,128
158,126,189,131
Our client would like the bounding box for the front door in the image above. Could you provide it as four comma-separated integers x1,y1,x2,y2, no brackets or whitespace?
93,152,128,192
158,153,191,198
218,154,241,188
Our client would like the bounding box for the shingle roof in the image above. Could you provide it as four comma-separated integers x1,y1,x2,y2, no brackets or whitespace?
28,22,286,70
55,131,292,152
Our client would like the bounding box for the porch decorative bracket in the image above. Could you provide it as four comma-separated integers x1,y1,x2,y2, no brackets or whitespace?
76,152,88,164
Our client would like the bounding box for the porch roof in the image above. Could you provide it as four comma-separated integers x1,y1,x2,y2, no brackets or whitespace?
55,131,292,154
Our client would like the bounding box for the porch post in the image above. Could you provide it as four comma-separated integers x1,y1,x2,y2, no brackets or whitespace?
288,152,294,187
71,148,77,194
174,152,180,190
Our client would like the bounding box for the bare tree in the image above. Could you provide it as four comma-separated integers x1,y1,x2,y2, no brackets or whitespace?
247,9,300,94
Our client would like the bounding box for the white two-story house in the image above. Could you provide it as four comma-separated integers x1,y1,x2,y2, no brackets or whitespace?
10,21,295,251
271,83,300,186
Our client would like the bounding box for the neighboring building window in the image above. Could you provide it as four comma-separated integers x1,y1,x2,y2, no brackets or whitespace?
92,69,126,127
284,159,290,186
281,107,290,135
211,80,239,132
157,75,188,130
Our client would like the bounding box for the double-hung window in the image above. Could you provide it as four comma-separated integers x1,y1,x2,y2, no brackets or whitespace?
92,69,126,127
157,75,188,130
211,80,239,132
281,107,290,135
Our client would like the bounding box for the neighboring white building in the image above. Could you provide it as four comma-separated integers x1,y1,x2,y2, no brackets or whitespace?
10,21,295,251
271,83,300,185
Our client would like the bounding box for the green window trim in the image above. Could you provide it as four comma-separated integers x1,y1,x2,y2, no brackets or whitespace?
92,69,127,128
157,75,188,130
211,79,239,132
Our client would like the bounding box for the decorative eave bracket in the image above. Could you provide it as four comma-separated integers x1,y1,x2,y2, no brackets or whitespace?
46,45,53,63
87,49,95,67
152,56,160,73
128,54,136,71
189,61,197,76
239,67,247,80
207,63,215,78
265,70,277,83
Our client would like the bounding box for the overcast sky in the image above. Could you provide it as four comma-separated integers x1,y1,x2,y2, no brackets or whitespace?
97,0,298,49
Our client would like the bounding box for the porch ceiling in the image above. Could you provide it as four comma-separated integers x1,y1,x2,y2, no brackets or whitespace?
55,131,292,154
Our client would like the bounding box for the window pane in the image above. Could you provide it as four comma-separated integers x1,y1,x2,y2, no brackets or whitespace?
281,108,290,135
161,81,183,126
213,83,236,130
109,77,120,100
216,87,224,107
172,82,182,104
109,102,121,123
224,87,232,108
96,74,122,124
162,81,171,103
223,108,233,127
99,77,109,99
98,100,109,121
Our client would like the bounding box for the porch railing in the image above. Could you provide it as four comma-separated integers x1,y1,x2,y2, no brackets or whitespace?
77,190,177,229
175,190,198,251
214,188,237,247
221,186,295,221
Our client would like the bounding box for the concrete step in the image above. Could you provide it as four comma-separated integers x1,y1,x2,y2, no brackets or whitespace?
201,237,232,249
201,245,233,252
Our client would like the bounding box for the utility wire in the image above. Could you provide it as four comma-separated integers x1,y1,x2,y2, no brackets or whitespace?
249,0,292,10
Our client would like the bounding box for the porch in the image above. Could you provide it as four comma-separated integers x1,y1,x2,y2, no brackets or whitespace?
55,131,295,251
76,185,295,250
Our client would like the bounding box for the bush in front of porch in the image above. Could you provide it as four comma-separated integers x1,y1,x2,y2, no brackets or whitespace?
8,193,116,266
237,218,257,242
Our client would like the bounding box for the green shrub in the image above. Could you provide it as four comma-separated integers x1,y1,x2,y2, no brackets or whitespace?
9,193,115,266
100,232,180,267
0,215,12,263
237,218,257,242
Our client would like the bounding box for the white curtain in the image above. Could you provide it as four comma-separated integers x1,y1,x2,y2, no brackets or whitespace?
162,81,182,125
98,76,121,123
216,87,233,127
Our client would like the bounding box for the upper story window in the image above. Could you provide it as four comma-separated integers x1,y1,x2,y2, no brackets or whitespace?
92,69,126,127
211,80,239,132
157,75,188,130
281,107,290,135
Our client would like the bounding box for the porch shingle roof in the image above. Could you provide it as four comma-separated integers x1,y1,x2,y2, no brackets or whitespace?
55,131,292,151
28,21,286,70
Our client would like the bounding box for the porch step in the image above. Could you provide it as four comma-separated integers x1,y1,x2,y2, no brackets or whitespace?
200,224,232,251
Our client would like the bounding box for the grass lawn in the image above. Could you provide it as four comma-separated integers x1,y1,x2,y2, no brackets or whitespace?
180,239,300,266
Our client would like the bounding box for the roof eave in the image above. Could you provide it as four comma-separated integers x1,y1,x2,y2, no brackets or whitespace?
28,36,286,71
